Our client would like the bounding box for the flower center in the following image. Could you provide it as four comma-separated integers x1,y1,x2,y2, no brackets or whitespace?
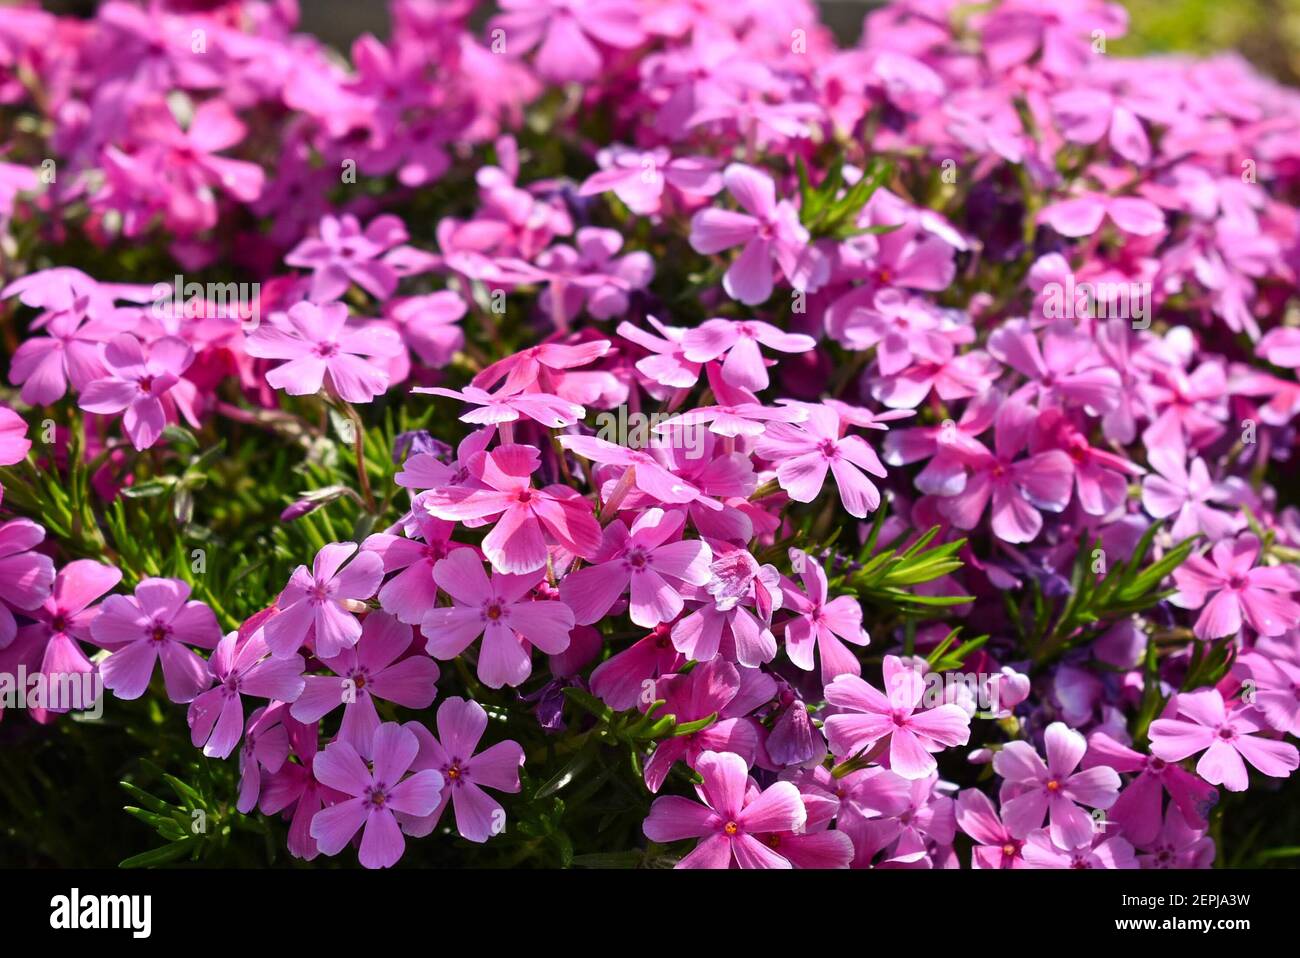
150,623,170,643
447,763,462,781
365,785,389,808
723,821,739,836
315,342,340,359
1045,779,1062,792
1002,842,1018,858
485,601,504,621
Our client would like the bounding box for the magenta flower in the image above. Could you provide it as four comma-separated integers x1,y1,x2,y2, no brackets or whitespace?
670,549,783,667
8,303,115,406
93,577,222,704
1038,192,1165,238
535,227,655,326
755,403,888,519
641,658,773,792
1021,831,1138,870
643,749,807,869
557,434,714,508
559,508,712,628
1050,88,1151,165
188,630,306,760
1083,731,1219,845
1171,535,1300,639
988,320,1121,414
79,333,199,450
689,164,826,305
1141,440,1239,541
681,317,816,392
286,214,411,303
491,0,645,83
0,407,29,476
263,542,385,660
579,145,721,215
824,657,971,780
365,516,462,626
1149,689,1299,792
398,697,525,843
424,443,602,574
310,721,445,869
589,626,685,711
260,720,345,862
24,559,121,693
244,301,403,404
993,722,1121,850
0,519,56,650
414,383,584,429
472,339,611,395
423,549,574,689
291,611,439,748
935,398,1073,543
237,704,292,814
616,316,701,389
955,789,1026,869
781,552,870,682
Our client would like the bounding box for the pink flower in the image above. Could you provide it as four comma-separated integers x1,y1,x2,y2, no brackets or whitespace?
589,626,684,710
1038,191,1165,238
1149,689,1299,792
1171,535,1300,639
1083,731,1219,845
79,333,199,450
616,316,701,389
188,630,306,759
1021,831,1138,869
993,722,1121,850
670,550,783,667
1136,805,1215,869
935,398,1074,543
491,0,645,84
0,406,29,472
285,214,411,303
424,443,602,575
535,228,655,326
559,508,712,628
23,559,121,697
414,383,584,429
244,301,403,404
472,339,611,395
290,611,438,749
397,697,525,843
365,516,463,625
310,721,445,869
642,749,807,869
7,302,116,406
557,434,715,509
1141,437,1239,540
824,656,972,780
1050,88,1151,165
424,548,574,688
104,99,264,235
260,720,345,862
681,317,816,392
689,164,826,305
263,542,385,660
755,403,887,519
988,320,1121,414
93,577,222,703
0,519,55,650
780,552,870,682
641,658,773,792
389,292,466,368
579,145,721,215
956,789,1026,869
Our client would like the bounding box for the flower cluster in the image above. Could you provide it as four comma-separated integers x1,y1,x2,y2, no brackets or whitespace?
1,0,1298,870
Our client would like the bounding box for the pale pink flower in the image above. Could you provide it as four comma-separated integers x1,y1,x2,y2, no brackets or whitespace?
1149,689,1299,792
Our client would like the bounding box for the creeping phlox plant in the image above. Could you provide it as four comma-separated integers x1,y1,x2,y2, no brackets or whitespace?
0,0,1298,871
